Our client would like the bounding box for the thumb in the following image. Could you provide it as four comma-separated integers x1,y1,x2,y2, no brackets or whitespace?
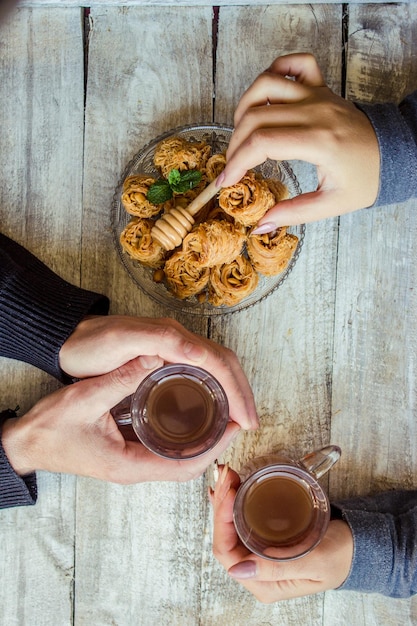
75,357,153,416
228,555,315,584
228,556,326,602
251,189,343,230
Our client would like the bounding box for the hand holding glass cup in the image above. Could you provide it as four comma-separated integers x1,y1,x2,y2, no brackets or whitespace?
232,445,341,561
110,363,229,460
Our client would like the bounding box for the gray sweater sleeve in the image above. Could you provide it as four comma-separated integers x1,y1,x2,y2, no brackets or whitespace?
332,490,417,598
356,90,417,207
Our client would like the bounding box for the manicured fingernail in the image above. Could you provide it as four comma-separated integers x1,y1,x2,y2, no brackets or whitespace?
216,172,225,187
251,222,277,235
212,459,219,484
218,463,229,486
183,341,208,362
139,355,163,369
228,560,257,579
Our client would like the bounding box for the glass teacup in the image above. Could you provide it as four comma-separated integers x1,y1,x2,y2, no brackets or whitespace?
111,364,229,460
233,445,341,561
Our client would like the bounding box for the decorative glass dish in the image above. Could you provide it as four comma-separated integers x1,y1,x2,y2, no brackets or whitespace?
111,123,305,316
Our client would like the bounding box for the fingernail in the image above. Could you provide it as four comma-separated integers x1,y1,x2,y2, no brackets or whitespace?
228,560,257,579
183,341,208,363
219,463,229,486
212,459,219,484
251,222,278,235
139,355,163,369
216,171,225,187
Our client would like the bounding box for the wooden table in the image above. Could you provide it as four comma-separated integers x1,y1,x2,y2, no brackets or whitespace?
0,2,416,624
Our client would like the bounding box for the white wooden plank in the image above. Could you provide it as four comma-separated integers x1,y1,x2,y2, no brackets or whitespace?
80,4,213,327
203,5,343,624
326,3,417,624
0,6,85,280
76,7,214,625
0,3,415,625
17,0,412,6
0,7,85,626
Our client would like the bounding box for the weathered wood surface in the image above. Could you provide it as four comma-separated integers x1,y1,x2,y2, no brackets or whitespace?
17,0,413,6
0,3,416,626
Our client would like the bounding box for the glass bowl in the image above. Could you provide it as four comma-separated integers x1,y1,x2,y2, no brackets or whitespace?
112,123,305,316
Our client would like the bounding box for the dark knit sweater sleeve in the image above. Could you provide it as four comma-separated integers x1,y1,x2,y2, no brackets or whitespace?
332,490,417,598
356,90,417,207
0,233,109,508
0,409,37,508
0,232,109,381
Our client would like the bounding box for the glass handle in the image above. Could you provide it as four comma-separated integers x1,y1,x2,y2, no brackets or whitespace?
110,394,133,426
299,444,341,480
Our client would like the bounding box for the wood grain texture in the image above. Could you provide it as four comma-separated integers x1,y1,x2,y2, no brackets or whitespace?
81,5,213,333
326,3,417,624
76,8,213,626
0,3,416,625
0,8,84,626
202,7,343,624
17,0,412,6
345,3,417,103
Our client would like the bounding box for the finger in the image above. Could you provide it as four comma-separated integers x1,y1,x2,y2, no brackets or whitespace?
226,101,316,171
130,320,259,430
221,126,322,188
206,352,258,431
227,555,316,583
120,421,241,483
211,466,250,568
230,564,327,603
213,464,241,511
267,53,325,87
234,575,326,603
252,187,364,229
226,553,330,601
233,73,309,128
192,346,258,431
73,356,155,417
185,422,241,475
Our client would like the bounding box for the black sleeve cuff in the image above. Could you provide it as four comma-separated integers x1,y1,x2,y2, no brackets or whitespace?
0,408,37,509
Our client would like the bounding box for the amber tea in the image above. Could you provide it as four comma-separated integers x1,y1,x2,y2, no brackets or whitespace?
144,374,216,444
111,364,229,460
242,474,314,545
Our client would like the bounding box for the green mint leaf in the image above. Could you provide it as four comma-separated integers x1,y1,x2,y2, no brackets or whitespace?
168,169,181,186
171,170,203,194
146,179,173,204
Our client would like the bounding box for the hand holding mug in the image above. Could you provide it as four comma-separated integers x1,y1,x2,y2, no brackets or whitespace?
210,447,354,602
1,357,240,484
59,315,259,431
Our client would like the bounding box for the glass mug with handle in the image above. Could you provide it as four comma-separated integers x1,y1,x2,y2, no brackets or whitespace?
111,363,229,460
233,445,341,561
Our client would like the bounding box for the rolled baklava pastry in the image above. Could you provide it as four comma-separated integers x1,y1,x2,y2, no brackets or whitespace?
121,175,167,218
206,204,236,224
153,136,211,177
120,217,166,268
182,219,245,268
218,172,276,227
247,229,299,276
208,255,259,306
164,251,210,299
205,153,226,181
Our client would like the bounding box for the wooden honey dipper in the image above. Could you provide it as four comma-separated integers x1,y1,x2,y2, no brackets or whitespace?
151,178,222,251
